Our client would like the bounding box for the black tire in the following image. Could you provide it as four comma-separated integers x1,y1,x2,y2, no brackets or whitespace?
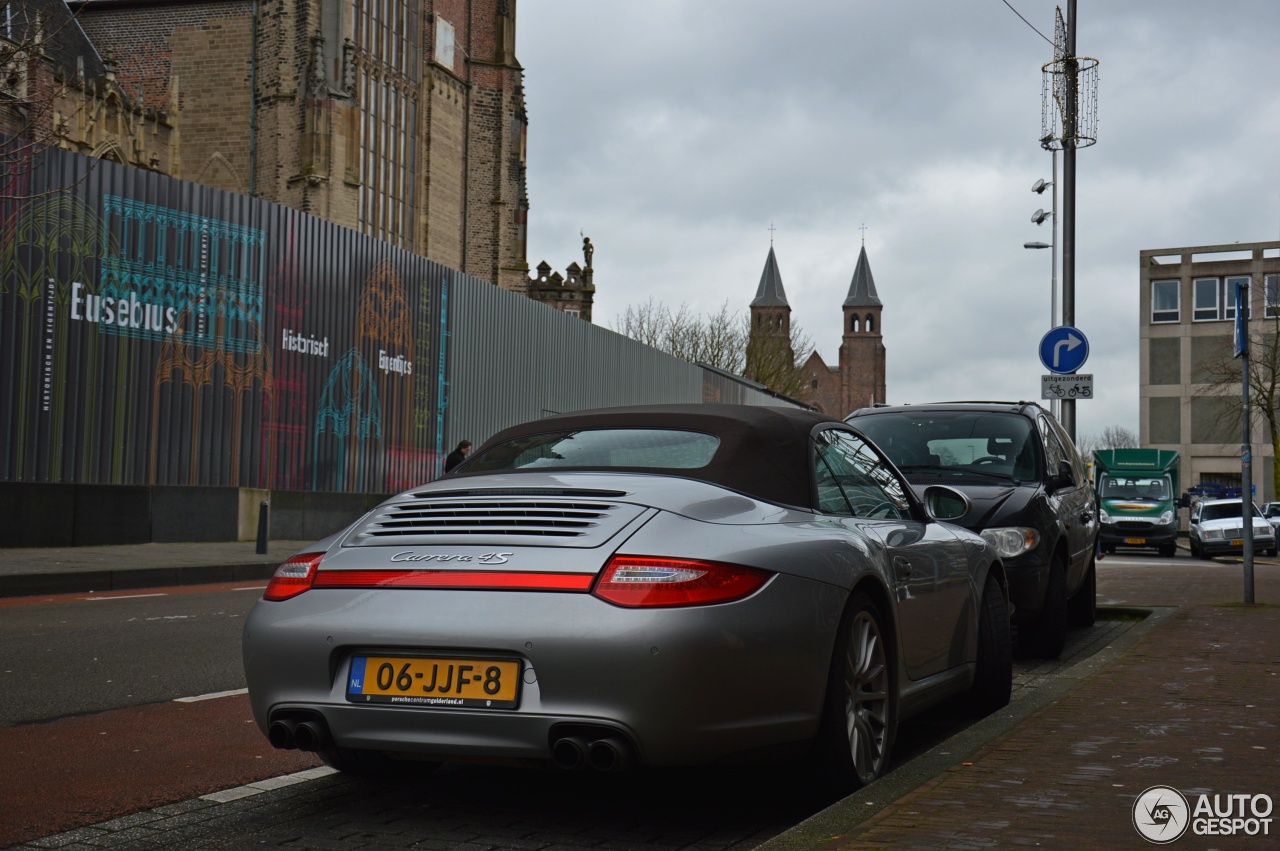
1158,544,1177,558
1189,538,1201,559
318,745,442,779
963,574,1012,716
1067,553,1096,628
1103,545,1116,555
1267,549,1277,558
1026,552,1067,659
813,590,897,790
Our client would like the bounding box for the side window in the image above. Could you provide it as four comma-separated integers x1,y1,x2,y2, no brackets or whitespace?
816,429,912,520
813,434,854,515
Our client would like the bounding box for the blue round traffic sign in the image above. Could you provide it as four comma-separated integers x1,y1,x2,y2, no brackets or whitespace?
1039,326,1089,374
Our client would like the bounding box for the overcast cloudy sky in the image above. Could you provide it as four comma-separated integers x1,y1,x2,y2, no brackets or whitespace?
518,1,1280,441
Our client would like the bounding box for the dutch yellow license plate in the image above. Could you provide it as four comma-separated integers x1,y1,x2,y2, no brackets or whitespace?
1124,537,1147,545
346,655,520,709
1231,539,1244,547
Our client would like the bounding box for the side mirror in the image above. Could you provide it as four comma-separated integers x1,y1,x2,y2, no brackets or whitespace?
1179,495,1190,509
1049,459,1073,492
922,485,972,523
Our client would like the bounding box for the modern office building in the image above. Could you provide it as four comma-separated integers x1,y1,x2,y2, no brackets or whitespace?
1140,240,1280,500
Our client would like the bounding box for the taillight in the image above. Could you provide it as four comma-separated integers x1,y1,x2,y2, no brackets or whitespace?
263,552,324,601
592,555,771,608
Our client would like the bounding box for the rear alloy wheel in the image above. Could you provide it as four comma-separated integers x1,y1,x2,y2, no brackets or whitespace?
1026,552,1068,659
816,591,897,790
963,574,1012,716
1067,553,1097,628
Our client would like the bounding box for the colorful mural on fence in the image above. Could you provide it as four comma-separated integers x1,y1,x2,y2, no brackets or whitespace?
0,148,450,493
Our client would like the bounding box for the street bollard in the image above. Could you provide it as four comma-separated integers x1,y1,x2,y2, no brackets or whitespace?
256,500,269,555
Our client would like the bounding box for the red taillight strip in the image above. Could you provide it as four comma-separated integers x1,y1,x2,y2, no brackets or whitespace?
311,569,594,591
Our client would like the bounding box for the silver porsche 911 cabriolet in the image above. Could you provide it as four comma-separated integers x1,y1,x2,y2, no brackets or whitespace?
244,404,1012,789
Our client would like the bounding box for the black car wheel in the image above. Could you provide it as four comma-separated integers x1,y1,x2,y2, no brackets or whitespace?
1026,552,1068,659
1067,552,1096,628
1158,544,1177,558
963,574,1012,716
816,591,897,789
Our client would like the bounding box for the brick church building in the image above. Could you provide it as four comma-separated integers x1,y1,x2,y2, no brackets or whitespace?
4,0,591,311
748,242,887,417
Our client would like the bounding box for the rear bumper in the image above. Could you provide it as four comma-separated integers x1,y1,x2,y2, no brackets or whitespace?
243,574,847,767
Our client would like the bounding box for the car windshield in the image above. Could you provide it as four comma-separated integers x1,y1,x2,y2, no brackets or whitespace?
1100,476,1169,500
465,428,720,472
853,411,1039,481
1200,502,1261,522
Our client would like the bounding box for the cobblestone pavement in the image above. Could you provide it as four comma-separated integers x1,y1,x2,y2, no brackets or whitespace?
762,557,1280,850
5,610,1140,851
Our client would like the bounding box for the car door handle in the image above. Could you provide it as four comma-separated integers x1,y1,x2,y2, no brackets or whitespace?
893,555,912,578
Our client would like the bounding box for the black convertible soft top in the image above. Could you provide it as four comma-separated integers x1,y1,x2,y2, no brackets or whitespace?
455,403,839,508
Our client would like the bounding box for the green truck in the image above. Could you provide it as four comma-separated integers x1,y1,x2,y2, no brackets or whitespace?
1093,448,1180,556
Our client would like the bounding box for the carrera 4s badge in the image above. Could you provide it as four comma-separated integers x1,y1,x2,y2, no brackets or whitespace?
389,552,514,564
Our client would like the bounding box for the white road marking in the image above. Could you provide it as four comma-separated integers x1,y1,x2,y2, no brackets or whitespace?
83,593,167,601
233,585,267,591
199,766,337,803
174,688,249,703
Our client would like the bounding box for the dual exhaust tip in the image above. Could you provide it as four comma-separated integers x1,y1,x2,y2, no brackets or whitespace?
268,717,330,752
269,717,634,772
551,735,633,772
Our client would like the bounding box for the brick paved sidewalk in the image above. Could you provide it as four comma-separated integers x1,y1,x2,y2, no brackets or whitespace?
767,561,1280,850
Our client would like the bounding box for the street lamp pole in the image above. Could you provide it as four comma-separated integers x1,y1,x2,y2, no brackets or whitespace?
1026,148,1060,418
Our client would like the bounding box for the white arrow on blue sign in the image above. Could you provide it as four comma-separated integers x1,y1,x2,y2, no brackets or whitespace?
1038,326,1089,374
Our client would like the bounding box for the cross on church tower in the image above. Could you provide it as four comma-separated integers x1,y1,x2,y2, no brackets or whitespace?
859,223,867,244
768,222,777,244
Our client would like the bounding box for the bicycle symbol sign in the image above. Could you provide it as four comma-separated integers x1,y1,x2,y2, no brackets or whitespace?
1041,373,1093,401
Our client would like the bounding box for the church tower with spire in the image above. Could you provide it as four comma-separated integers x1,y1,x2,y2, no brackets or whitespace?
745,244,794,383
838,243,886,413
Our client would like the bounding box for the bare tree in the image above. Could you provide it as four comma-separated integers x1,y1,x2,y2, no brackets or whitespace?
1077,425,1139,457
614,298,745,373
743,320,815,401
613,298,815,402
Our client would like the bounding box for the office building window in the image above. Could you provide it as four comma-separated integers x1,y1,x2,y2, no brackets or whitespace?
1266,274,1280,319
1151,279,1179,323
1194,276,1250,322
1193,277,1220,321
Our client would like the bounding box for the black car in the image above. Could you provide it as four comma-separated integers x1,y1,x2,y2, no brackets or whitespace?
847,401,1098,658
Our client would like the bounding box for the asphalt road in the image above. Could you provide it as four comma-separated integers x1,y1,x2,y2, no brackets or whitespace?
0,566,1149,849
0,583,263,725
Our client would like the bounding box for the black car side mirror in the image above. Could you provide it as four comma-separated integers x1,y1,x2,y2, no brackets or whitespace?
1049,459,1073,493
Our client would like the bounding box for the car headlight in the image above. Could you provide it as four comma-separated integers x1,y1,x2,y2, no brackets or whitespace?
1158,510,1174,526
1099,508,1112,524
980,527,1040,558
1202,528,1223,540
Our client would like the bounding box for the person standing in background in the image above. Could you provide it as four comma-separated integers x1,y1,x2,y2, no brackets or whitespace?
444,440,472,473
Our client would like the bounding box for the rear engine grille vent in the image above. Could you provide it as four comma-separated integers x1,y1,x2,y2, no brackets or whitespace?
363,500,618,539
